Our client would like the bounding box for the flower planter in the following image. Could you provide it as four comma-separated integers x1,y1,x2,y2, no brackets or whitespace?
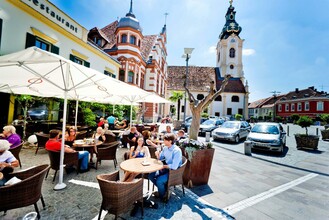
321,130,329,140
181,148,215,188
295,134,319,150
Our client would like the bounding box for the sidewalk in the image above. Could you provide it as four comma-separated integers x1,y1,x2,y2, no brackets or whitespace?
2,134,329,219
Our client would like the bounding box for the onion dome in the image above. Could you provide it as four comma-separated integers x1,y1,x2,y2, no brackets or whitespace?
117,0,142,31
219,2,242,39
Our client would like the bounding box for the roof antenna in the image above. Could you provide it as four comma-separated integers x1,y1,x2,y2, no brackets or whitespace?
164,12,169,25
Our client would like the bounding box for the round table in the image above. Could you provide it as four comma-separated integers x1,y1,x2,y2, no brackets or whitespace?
72,140,102,164
120,158,163,174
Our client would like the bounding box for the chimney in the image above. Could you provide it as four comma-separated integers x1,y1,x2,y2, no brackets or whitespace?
295,88,299,93
308,86,314,90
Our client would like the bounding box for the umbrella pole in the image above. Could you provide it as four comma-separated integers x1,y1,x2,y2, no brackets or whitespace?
74,99,79,128
54,92,68,190
130,104,133,126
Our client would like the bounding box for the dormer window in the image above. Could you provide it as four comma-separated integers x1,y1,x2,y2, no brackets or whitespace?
229,48,235,58
121,34,127,43
130,35,136,45
93,37,102,47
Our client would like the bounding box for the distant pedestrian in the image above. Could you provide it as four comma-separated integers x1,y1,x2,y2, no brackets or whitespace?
107,114,116,130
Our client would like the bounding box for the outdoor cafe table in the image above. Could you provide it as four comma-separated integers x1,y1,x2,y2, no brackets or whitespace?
72,140,102,164
120,158,163,174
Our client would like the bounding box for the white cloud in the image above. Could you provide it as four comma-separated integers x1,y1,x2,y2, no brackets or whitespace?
243,49,256,56
208,46,217,54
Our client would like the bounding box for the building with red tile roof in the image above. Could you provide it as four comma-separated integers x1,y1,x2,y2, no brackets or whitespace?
87,0,168,122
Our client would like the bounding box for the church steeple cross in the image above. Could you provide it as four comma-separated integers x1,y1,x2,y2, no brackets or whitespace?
229,0,233,6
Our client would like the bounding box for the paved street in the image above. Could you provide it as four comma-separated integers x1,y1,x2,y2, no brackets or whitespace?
1,124,329,219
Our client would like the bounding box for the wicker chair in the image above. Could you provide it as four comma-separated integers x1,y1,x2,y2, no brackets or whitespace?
0,164,50,219
46,150,79,182
148,146,157,159
96,141,119,169
35,132,50,155
9,141,24,168
76,130,87,140
96,170,144,220
152,156,187,202
104,133,117,143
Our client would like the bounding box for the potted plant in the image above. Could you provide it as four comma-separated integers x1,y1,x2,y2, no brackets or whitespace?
320,114,329,140
295,116,319,150
177,139,214,188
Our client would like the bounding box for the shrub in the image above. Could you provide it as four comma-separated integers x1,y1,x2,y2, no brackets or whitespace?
201,112,209,118
296,116,313,135
320,114,329,124
235,114,243,121
290,114,300,124
82,108,96,127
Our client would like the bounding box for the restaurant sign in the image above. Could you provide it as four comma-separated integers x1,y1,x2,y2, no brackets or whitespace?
20,0,83,39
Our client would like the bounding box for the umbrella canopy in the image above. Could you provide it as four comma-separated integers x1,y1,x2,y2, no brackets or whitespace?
0,47,148,190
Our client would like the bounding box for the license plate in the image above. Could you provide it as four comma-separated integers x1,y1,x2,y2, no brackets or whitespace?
255,143,269,147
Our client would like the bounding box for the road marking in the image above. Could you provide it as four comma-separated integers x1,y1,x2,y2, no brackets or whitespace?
223,173,318,215
68,179,99,189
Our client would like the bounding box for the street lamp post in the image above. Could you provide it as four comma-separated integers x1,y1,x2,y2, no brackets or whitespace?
182,48,194,123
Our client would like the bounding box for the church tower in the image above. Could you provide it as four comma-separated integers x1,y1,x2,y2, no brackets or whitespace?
216,0,245,83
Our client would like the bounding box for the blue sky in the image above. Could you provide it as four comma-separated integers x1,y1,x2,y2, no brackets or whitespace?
50,0,329,102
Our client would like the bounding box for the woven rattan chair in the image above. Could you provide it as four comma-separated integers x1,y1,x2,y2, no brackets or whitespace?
104,133,116,143
76,130,87,140
35,132,49,155
0,164,50,219
96,141,119,169
46,150,79,182
96,170,144,220
9,141,24,168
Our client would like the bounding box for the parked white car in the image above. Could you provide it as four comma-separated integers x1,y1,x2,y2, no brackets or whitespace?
246,122,286,154
212,121,251,143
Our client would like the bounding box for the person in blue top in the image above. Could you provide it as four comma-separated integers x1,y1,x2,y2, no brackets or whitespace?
106,114,116,130
149,133,182,201
129,136,150,159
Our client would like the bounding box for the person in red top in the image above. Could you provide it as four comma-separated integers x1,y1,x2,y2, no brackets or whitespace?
46,130,89,172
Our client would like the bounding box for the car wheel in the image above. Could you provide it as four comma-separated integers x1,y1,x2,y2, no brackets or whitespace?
234,135,239,143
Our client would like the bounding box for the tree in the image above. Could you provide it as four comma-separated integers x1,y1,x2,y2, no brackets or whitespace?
185,75,231,140
296,116,313,135
169,91,184,120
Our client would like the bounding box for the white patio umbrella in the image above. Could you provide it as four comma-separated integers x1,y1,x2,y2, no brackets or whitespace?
0,47,148,190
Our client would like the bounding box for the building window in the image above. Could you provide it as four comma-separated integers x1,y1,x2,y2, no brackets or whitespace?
94,37,102,47
297,103,302,111
285,104,289,112
25,32,59,54
227,108,232,115
215,95,222,101
130,35,136,45
104,70,116,78
317,102,324,111
232,96,239,102
119,70,125,81
238,108,243,115
197,94,204,100
291,103,295,112
278,104,282,112
128,71,134,83
305,102,310,111
217,52,220,63
229,48,235,58
215,112,220,117
69,54,90,67
230,64,234,69
121,34,127,43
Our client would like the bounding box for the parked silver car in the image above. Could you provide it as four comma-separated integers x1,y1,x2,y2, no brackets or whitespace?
212,121,251,143
198,119,224,136
246,122,286,154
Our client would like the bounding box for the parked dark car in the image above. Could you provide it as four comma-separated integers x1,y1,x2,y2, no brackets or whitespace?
181,117,207,132
246,122,286,154
28,109,48,120
198,119,225,136
212,121,251,143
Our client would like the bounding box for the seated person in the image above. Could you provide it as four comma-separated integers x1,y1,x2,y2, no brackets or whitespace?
46,130,89,172
97,117,105,129
149,125,158,139
161,125,173,135
142,130,159,148
65,126,77,147
127,126,140,147
115,119,128,130
0,125,21,149
176,130,187,141
129,137,150,159
148,133,182,201
0,140,19,186
92,127,106,144
161,115,172,124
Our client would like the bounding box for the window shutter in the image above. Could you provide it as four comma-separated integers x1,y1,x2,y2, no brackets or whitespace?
84,61,90,68
0,19,3,51
69,54,75,61
25,32,36,48
51,44,59,55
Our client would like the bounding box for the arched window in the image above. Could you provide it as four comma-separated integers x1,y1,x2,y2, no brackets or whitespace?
121,34,127,43
215,95,222,101
197,94,204,100
229,48,235,58
232,95,239,102
217,52,220,63
128,71,134,83
130,35,136,45
119,69,125,81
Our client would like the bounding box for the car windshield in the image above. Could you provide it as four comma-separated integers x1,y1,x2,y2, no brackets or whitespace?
251,125,279,134
221,122,239,129
202,120,215,125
